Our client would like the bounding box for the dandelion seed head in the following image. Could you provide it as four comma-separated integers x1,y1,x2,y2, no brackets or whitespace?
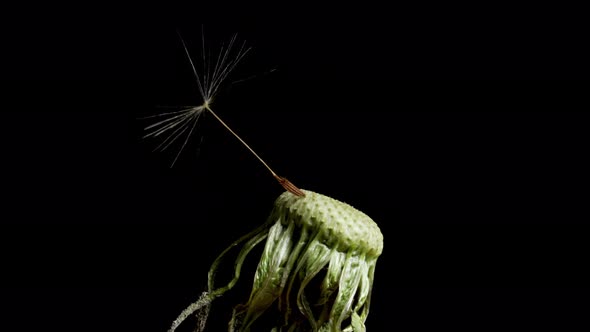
169,190,383,332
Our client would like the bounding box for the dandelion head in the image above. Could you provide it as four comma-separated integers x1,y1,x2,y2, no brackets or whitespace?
170,190,383,332
238,190,383,332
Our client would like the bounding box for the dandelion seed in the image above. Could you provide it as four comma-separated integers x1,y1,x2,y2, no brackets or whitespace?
143,31,303,195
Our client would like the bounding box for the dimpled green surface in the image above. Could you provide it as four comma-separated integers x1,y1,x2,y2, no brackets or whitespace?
274,190,383,258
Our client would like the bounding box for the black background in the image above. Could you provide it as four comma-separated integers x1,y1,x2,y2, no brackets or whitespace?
1,2,589,332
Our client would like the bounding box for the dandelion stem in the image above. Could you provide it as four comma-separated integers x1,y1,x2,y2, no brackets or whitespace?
204,105,305,197
205,105,276,177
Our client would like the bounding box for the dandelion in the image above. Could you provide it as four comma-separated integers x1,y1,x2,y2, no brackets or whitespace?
146,32,384,332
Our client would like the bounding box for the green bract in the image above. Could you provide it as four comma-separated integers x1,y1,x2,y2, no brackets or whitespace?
169,190,384,332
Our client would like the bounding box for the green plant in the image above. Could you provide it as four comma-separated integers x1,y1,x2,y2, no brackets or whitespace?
145,32,383,332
